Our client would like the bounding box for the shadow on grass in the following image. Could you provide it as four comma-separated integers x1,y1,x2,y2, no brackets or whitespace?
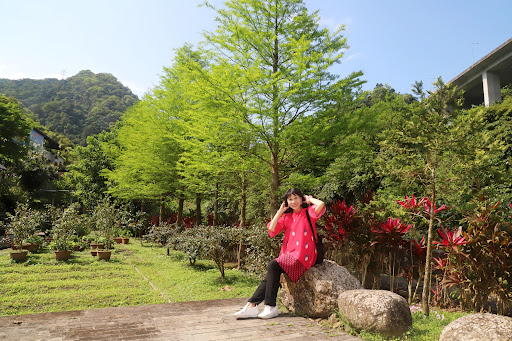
213,273,261,286
186,261,216,272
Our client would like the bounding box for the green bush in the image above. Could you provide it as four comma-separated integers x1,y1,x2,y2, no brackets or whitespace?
167,225,247,278
144,223,176,246
170,227,204,265
244,223,283,275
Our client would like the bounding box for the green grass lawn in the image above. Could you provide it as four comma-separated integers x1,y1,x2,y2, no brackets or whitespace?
0,240,260,316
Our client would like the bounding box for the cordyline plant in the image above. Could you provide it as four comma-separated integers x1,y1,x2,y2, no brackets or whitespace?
324,199,357,245
431,226,469,308
398,194,450,315
404,236,427,304
371,217,412,293
461,201,510,314
322,199,377,287
398,194,425,214
430,200,512,315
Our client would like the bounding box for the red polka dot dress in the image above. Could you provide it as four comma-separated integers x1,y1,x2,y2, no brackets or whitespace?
267,205,326,282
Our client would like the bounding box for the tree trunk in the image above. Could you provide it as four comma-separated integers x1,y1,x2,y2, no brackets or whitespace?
140,200,145,245
159,195,163,225
240,173,247,228
195,194,201,226
270,150,280,215
422,149,437,316
177,196,184,228
213,182,219,226
270,13,280,216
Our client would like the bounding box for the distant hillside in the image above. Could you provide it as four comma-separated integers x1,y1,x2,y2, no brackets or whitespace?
0,70,138,145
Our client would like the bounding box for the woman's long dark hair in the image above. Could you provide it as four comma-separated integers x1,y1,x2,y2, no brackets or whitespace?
283,188,308,214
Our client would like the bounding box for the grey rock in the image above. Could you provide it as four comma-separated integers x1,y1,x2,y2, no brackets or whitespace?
337,289,412,337
439,313,512,341
279,260,362,318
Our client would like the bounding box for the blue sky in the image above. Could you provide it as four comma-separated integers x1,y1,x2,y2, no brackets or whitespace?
1,0,511,98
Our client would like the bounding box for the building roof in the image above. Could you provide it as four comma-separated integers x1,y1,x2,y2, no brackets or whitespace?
32,127,60,150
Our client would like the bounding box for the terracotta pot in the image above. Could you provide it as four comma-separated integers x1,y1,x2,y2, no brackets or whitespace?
90,250,98,256
9,250,28,261
121,238,130,244
113,237,123,244
97,250,111,261
23,244,39,252
90,243,98,250
73,245,85,252
54,250,72,261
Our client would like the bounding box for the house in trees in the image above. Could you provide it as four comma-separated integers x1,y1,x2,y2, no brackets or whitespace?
30,127,64,165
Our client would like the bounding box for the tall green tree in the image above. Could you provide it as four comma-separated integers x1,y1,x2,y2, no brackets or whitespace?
0,95,30,165
103,98,182,214
198,0,362,214
171,44,269,226
66,128,118,210
376,78,474,315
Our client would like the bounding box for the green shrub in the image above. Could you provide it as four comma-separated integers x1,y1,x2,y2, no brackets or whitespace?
144,223,176,246
244,223,282,275
170,227,204,265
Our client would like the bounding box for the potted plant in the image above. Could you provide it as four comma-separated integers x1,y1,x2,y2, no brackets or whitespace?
113,228,123,244
92,198,118,261
82,233,97,255
49,203,79,261
3,203,42,261
120,229,133,244
23,234,45,252
112,222,123,244
72,235,88,251
49,238,74,261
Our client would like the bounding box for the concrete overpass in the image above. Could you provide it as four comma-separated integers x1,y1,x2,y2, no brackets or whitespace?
449,37,512,107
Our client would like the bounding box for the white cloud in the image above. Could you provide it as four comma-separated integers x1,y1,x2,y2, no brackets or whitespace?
344,52,361,62
120,80,150,98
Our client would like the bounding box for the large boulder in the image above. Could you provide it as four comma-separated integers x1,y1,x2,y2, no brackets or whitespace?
278,260,362,318
337,289,412,337
439,313,512,341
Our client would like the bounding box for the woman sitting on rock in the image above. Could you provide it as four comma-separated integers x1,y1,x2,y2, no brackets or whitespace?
234,188,325,319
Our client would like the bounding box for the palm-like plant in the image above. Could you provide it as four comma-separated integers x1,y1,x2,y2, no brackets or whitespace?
371,217,412,293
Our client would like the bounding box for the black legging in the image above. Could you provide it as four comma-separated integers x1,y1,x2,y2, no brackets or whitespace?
248,259,284,307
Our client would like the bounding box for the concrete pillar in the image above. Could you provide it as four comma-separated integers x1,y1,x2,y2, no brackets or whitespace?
482,71,501,107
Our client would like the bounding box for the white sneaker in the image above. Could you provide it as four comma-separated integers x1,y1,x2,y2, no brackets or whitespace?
257,305,279,319
234,303,259,318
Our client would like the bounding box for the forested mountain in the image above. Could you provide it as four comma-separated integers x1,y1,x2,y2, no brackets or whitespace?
0,70,139,145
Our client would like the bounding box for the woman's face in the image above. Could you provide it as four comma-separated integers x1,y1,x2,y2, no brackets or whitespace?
286,194,303,212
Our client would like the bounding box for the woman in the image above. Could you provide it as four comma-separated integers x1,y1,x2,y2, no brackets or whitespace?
234,188,326,319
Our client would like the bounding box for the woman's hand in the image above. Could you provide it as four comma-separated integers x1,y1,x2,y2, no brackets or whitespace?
269,201,287,233
305,195,325,216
